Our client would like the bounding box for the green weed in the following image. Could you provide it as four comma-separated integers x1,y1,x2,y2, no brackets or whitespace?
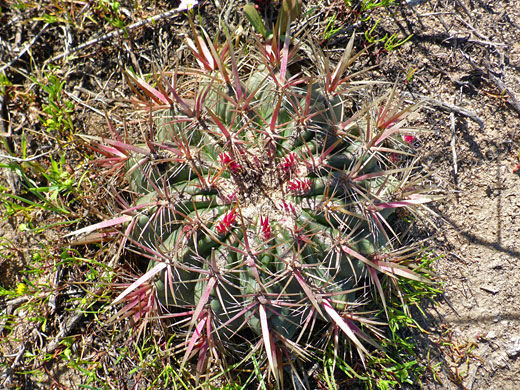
364,18,413,51
345,0,397,12
94,0,128,34
30,68,75,136
0,71,12,95
323,14,342,40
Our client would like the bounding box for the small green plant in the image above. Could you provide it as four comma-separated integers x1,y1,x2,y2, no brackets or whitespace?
0,154,76,217
323,14,342,40
405,66,418,86
30,68,75,136
364,19,413,51
346,0,397,12
74,5,438,389
95,0,127,33
384,32,413,52
0,71,12,95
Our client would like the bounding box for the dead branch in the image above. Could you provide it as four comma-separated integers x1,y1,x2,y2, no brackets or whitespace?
47,8,185,63
0,23,50,73
402,91,485,128
460,50,520,117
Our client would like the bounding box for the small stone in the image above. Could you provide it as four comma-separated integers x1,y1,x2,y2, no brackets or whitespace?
480,286,500,294
497,355,509,368
489,260,503,270
506,337,520,358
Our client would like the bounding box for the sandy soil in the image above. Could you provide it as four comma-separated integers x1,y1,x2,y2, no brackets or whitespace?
379,1,520,388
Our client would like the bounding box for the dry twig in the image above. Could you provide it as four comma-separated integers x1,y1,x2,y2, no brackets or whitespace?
0,94,8,137
460,50,520,117
450,112,458,184
0,23,50,73
402,91,485,128
0,343,26,387
47,8,185,63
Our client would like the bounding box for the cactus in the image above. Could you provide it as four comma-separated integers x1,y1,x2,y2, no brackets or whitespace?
82,16,436,388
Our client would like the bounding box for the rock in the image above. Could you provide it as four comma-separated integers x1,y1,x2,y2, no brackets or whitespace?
487,331,497,339
505,336,520,358
497,355,509,368
489,259,503,270
480,286,500,294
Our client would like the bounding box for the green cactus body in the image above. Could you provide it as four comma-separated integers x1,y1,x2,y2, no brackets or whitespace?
127,67,399,332
103,27,432,385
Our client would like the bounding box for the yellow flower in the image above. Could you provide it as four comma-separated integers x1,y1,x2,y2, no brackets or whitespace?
16,283,27,295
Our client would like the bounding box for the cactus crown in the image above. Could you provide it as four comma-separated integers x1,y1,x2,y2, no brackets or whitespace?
84,15,435,388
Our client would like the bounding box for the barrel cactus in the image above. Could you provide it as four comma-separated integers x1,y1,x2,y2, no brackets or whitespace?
81,16,434,388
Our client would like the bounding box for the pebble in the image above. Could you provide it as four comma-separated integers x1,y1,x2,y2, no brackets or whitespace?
497,355,509,368
489,259,503,270
505,336,520,358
